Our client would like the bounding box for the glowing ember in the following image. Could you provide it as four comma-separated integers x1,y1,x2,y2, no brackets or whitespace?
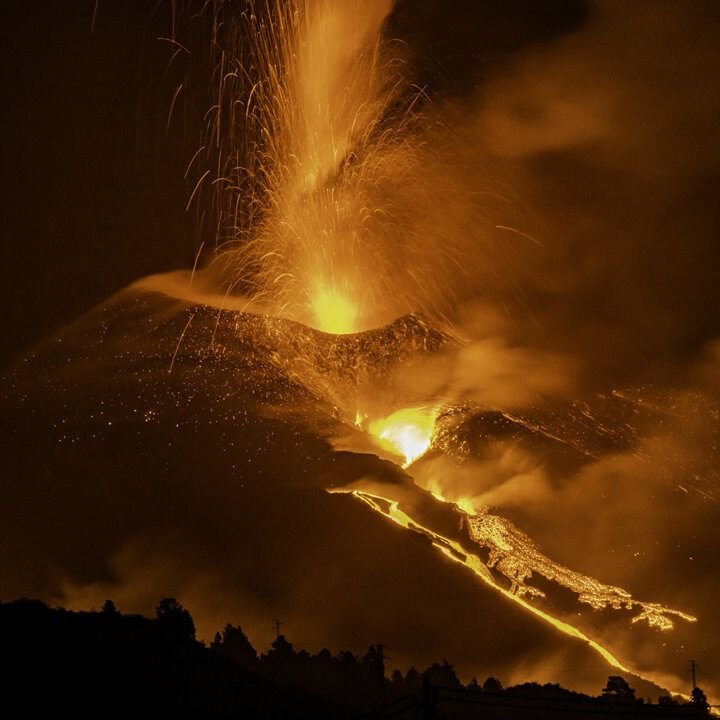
367,407,437,466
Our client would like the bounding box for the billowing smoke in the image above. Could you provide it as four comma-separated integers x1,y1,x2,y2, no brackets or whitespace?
466,0,720,384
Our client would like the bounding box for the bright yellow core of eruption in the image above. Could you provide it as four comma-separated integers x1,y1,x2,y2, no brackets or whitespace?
311,285,360,334
368,408,437,467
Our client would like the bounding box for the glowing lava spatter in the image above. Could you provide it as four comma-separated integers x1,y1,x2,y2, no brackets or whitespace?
366,407,438,466
202,0,500,334
205,0,412,333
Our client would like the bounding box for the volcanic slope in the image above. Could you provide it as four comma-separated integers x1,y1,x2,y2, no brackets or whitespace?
0,283,689,698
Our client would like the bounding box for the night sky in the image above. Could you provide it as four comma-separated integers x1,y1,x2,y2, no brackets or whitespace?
2,0,719,703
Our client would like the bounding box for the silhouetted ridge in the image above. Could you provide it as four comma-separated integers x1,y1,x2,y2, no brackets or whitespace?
0,598,711,719
0,598,318,719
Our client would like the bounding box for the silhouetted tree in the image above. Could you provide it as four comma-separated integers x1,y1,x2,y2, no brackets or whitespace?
362,644,386,695
0,598,314,718
691,686,709,711
602,676,636,702
482,676,503,693
424,661,462,690
155,597,195,640
363,645,385,674
101,599,118,615
338,650,358,671
268,634,294,657
404,666,421,692
10,596,713,720
211,624,257,669
263,634,297,679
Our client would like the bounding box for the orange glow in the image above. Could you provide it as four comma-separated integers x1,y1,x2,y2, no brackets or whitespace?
426,483,479,515
194,0,709,702
311,283,360,334
367,407,437,466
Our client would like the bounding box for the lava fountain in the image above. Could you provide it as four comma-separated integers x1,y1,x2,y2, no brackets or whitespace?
197,0,508,334
364,407,438,467
203,0,407,333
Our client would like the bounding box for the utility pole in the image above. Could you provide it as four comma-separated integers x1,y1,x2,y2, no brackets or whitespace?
273,618,283,638
689,660,699,690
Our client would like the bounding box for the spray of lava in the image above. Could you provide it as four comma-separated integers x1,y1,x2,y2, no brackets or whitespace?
194,0,515,335
200,0,406,332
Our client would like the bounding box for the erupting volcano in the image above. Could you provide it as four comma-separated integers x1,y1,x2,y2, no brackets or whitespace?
3,0,720,708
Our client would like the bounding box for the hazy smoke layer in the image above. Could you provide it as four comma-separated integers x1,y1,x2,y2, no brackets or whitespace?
467,0,720,385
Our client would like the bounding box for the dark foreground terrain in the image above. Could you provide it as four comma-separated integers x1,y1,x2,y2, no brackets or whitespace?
0,598,711,719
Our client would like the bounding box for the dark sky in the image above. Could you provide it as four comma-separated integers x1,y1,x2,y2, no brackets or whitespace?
1,0,195,365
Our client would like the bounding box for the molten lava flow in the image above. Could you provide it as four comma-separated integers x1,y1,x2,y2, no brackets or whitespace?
461,511,696,631
328,485,699,696
327,488,630,672
366,407,437,466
